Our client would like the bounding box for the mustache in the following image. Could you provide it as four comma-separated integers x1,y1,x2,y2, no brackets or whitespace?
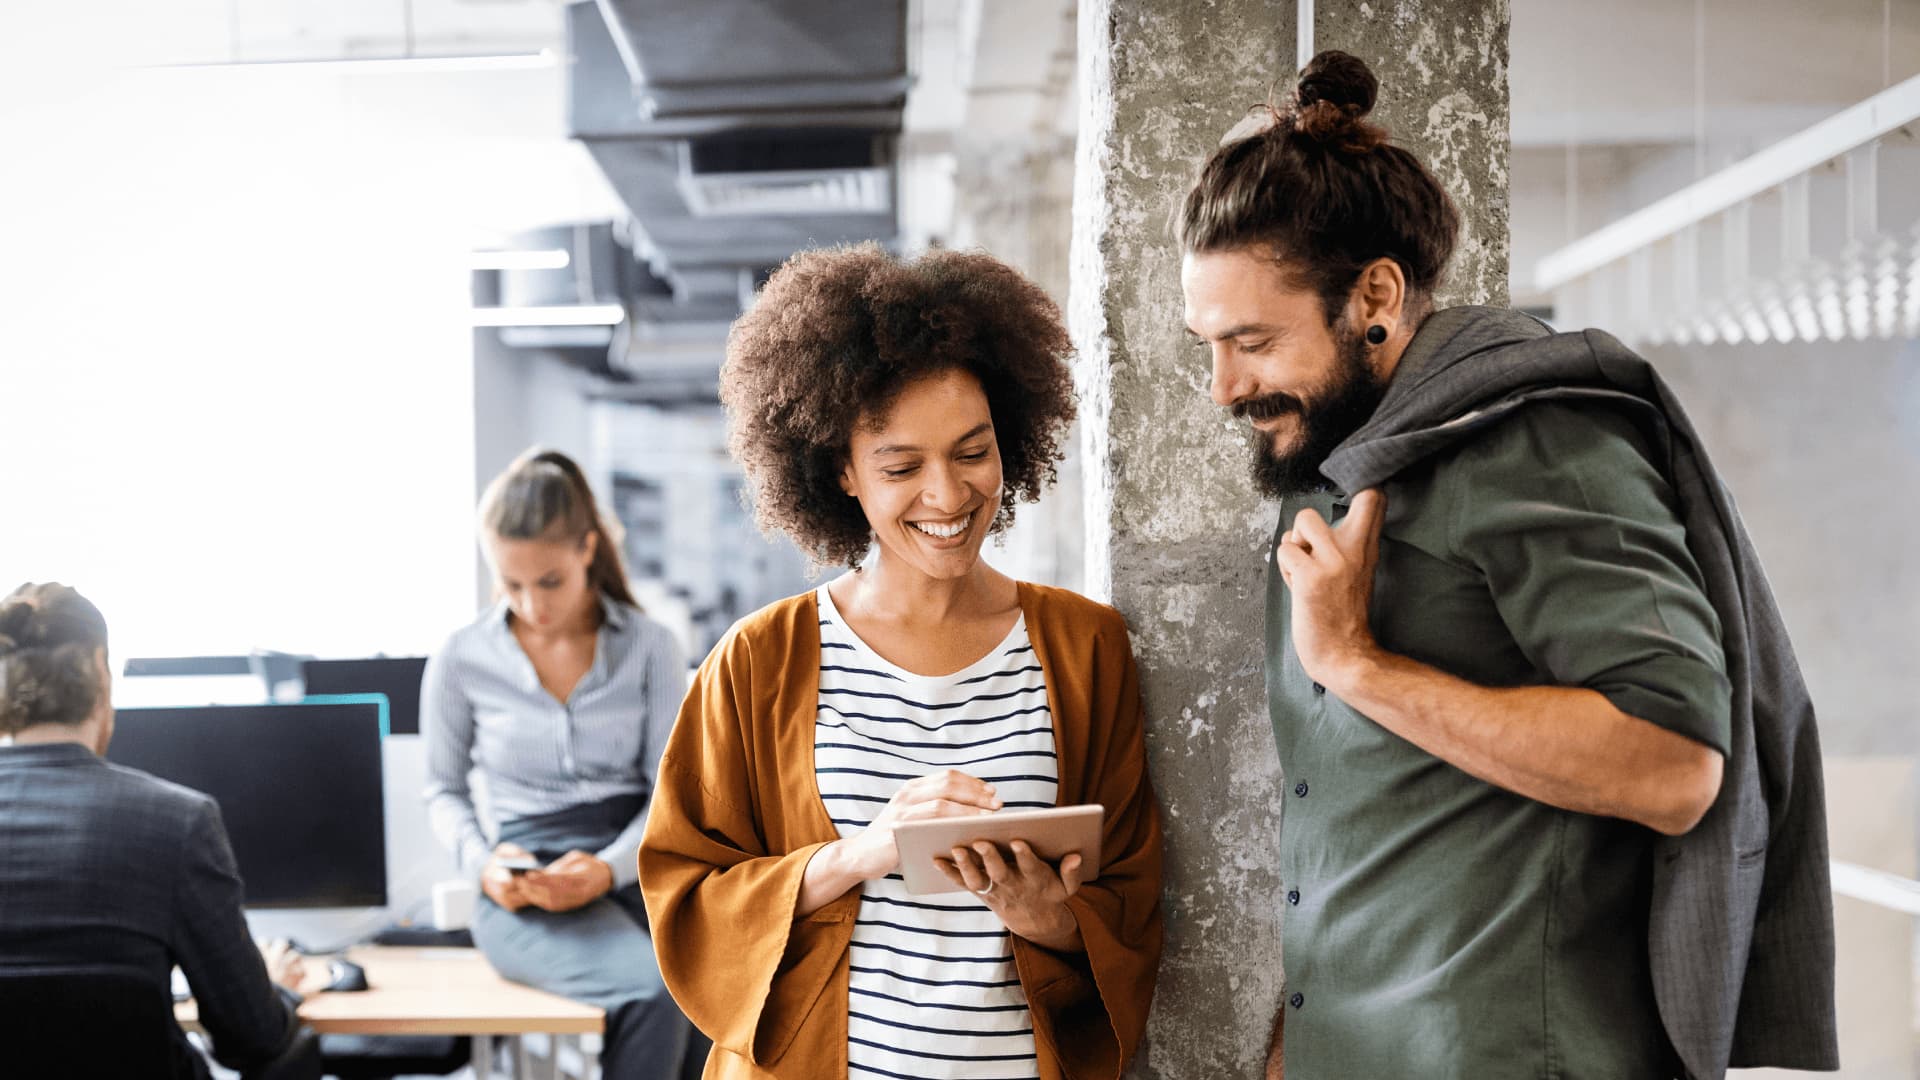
1231,392,1302,422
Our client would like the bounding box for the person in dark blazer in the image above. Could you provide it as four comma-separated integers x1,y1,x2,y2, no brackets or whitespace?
0,582,316,1079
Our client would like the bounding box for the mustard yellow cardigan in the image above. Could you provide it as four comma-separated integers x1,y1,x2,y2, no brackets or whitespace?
638,582,1164,1079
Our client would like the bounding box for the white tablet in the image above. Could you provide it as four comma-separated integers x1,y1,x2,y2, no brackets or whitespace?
891,804,1105,896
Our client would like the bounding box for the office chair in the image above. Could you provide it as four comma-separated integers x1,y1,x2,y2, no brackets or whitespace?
0,966,320,1080
318,1034,469,1079
0,966,180,1078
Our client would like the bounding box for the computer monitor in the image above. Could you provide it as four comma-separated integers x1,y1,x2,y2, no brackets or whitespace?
301,657,429,736
120,652,313,706
106,702,387,908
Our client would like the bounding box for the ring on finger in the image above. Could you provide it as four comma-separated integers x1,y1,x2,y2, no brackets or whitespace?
975,879,995,897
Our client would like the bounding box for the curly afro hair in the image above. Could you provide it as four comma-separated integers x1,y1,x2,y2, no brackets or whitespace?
721,244,1077,568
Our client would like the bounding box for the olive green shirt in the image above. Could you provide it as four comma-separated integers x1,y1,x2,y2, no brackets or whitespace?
1266,401,1732,1080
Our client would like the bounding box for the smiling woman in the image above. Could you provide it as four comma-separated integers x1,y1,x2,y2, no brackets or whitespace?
718,243,1077,570
640,245,1165,1079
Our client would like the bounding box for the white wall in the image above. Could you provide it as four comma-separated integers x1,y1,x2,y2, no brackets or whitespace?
1647,337,1920,758
0,61,621,662
0,15,627,935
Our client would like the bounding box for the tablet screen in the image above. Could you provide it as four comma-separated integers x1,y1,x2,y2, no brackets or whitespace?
891,803,1104,895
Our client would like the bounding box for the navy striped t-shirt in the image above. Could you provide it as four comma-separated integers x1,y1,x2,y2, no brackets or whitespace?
814,585,1057,1080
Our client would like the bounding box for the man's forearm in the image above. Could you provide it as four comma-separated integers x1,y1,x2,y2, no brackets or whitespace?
1325,647,1722,835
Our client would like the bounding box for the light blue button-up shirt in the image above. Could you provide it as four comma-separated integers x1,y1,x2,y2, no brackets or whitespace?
422,597,687,888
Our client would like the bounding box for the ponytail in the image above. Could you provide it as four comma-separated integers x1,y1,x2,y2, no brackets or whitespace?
479,448,640,610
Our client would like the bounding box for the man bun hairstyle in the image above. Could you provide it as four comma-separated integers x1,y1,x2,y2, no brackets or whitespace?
1292,50,1385,149
1178,49,1460,322
0,582,110,735
480,448,639,609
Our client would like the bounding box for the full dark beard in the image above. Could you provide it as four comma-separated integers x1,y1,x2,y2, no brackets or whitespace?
1244,325,1387,498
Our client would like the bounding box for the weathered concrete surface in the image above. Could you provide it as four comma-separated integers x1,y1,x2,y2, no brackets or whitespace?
1317,0,1512,308
1070,1,1508,1075
954,140,1087,592
1072,3,1295,1075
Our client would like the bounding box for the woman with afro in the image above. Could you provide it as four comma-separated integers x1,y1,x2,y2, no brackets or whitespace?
639,244,1163,1079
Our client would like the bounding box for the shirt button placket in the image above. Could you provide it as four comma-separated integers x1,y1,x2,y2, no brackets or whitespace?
1286,783,1307,906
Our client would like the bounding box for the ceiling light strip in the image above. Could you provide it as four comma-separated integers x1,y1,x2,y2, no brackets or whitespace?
146,51,556,76
467,249,572,272
470,304,625,328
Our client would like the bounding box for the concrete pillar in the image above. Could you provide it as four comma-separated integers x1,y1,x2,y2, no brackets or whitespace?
1316,0,1512,308
953,141,1077,305
1070,1,1508,1075
953,140,1086,591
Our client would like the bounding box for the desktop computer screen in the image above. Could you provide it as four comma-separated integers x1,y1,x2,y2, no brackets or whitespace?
107,702,387,908
300,657,428,736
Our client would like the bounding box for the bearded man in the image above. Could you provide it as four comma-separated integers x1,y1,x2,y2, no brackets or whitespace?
1179,51,1838,1080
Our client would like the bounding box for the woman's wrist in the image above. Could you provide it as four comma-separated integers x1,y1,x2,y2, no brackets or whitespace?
844,831,897,882
797,839,872,916
1018,902,1084,953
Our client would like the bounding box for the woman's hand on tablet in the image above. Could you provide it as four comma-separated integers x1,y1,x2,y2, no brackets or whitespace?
939,839,1086,952
800,770,1005,914
844,770,1003,881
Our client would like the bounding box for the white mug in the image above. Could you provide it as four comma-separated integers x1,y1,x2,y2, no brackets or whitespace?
431,879,478,931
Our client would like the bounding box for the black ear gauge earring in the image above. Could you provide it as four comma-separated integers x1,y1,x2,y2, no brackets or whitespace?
1365,324,1389,345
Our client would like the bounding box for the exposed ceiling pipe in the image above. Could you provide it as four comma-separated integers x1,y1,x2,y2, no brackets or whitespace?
1297,0,1314,72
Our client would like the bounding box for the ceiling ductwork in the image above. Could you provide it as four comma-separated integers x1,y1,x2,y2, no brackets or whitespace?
678,131,893,219
591,0,908,118
561,0,906,389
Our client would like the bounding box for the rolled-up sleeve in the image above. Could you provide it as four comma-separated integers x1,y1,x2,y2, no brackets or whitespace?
1447,401,1732,755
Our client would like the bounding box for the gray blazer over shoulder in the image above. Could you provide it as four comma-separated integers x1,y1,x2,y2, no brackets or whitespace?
1320,306,1839,1079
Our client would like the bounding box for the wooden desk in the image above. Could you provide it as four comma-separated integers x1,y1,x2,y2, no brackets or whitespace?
177,946,604,1077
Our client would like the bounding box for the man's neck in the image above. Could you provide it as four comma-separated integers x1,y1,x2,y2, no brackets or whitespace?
10,724,100,753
